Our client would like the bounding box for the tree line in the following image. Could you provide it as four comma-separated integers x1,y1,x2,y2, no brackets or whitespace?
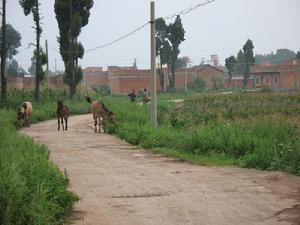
0,0,94,104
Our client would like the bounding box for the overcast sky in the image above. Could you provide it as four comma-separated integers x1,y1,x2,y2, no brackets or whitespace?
7,0,300,72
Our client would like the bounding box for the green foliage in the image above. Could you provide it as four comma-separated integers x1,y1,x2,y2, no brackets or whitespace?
211,76,224,90
7,59,19,76
234,49,244,75
155,16,185,92
187,78,205,92
225,55,236,87
167,15,185,91
104,94,300,175
255,49,297,64
175,56,190,68
0,88,95,224
54,0,94,98
19,0,43,101
296,51,300,59
242,39,255,88
0,24,22,59
28,48,48,81
92,85,111,96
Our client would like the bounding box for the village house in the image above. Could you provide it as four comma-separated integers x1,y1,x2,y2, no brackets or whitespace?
81,64,226,94
251,59,300,90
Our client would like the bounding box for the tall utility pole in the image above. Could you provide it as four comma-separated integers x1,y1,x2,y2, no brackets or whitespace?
185,67,188,91
150,1,157,128
1,0,6,103
55,58,57,74
45,39,49,84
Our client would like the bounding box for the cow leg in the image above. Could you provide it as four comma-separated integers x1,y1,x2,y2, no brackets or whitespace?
98,117,102,133
65,118,68,130
58,117,60,131
61,118,64,130
24,116,28,127
94,117,97,132
28,115,31,127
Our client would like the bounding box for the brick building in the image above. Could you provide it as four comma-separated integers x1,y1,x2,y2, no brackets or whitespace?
226,76,254,89
193,64,225,90
5,74,64,90
81,64,226,94
251,59,300,89
81,67,108,88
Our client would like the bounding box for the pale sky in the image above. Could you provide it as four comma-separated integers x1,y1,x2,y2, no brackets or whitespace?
7,0,300,72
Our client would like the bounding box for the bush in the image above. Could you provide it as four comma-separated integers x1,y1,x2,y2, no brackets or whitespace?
92,85,111,96
0,88,95,224
187,78,205,92
0,109,78,225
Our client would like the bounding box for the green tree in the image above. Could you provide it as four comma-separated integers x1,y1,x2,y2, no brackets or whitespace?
0,24,22,60
155,17,170,92
175,56,190,68
28,48,47,81
211,76,224,90
166,15,185,92
7,59,19,76
187,78,205,92
242,39,255,88
19,0,42,101
225,55,236,88
296,51,300,59
255,49,296,64
234,49,244,75
54,0,93,99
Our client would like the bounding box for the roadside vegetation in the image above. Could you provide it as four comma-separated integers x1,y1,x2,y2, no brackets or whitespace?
1,88,299,224
103,93,300,176
0,87,92,225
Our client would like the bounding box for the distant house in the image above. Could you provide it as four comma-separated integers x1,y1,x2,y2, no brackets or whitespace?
80,64,227,94
81,67,108,88
226,75,254,89
251,60,300,89
193,64,225,90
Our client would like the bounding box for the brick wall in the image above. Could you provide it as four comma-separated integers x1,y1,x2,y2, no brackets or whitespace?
81,65,226,94
281,71,300,88
251,64,300,89
226,78,254,89
195,65,225,90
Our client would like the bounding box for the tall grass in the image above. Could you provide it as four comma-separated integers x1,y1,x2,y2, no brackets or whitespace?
0,88,94,225
103,94,300,175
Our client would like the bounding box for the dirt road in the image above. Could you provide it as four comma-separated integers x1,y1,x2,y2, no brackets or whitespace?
21,114,300,225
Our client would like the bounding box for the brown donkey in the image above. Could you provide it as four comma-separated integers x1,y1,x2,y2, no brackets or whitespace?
57,100,69,131
86,97,115,133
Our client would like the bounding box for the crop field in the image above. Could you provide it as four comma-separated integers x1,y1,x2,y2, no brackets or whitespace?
104,93,300,175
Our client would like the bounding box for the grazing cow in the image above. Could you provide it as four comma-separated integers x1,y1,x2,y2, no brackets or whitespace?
57,100,69,131
86,97,115,133
17,101,32,127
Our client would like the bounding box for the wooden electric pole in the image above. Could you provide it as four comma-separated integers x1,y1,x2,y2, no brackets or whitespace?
1,0,6,103
150,1,157,128
45,39,49,84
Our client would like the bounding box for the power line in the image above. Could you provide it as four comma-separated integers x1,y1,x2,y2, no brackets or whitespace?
49,0,216,54
85,22,149,52
163,0,215,20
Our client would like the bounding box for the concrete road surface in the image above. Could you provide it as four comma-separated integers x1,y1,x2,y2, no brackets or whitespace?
21,114,300,225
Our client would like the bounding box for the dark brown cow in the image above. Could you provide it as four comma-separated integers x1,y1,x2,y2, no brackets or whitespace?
57,100,69,131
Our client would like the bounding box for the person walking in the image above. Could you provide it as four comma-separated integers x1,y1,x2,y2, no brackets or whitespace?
128,89,137,103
